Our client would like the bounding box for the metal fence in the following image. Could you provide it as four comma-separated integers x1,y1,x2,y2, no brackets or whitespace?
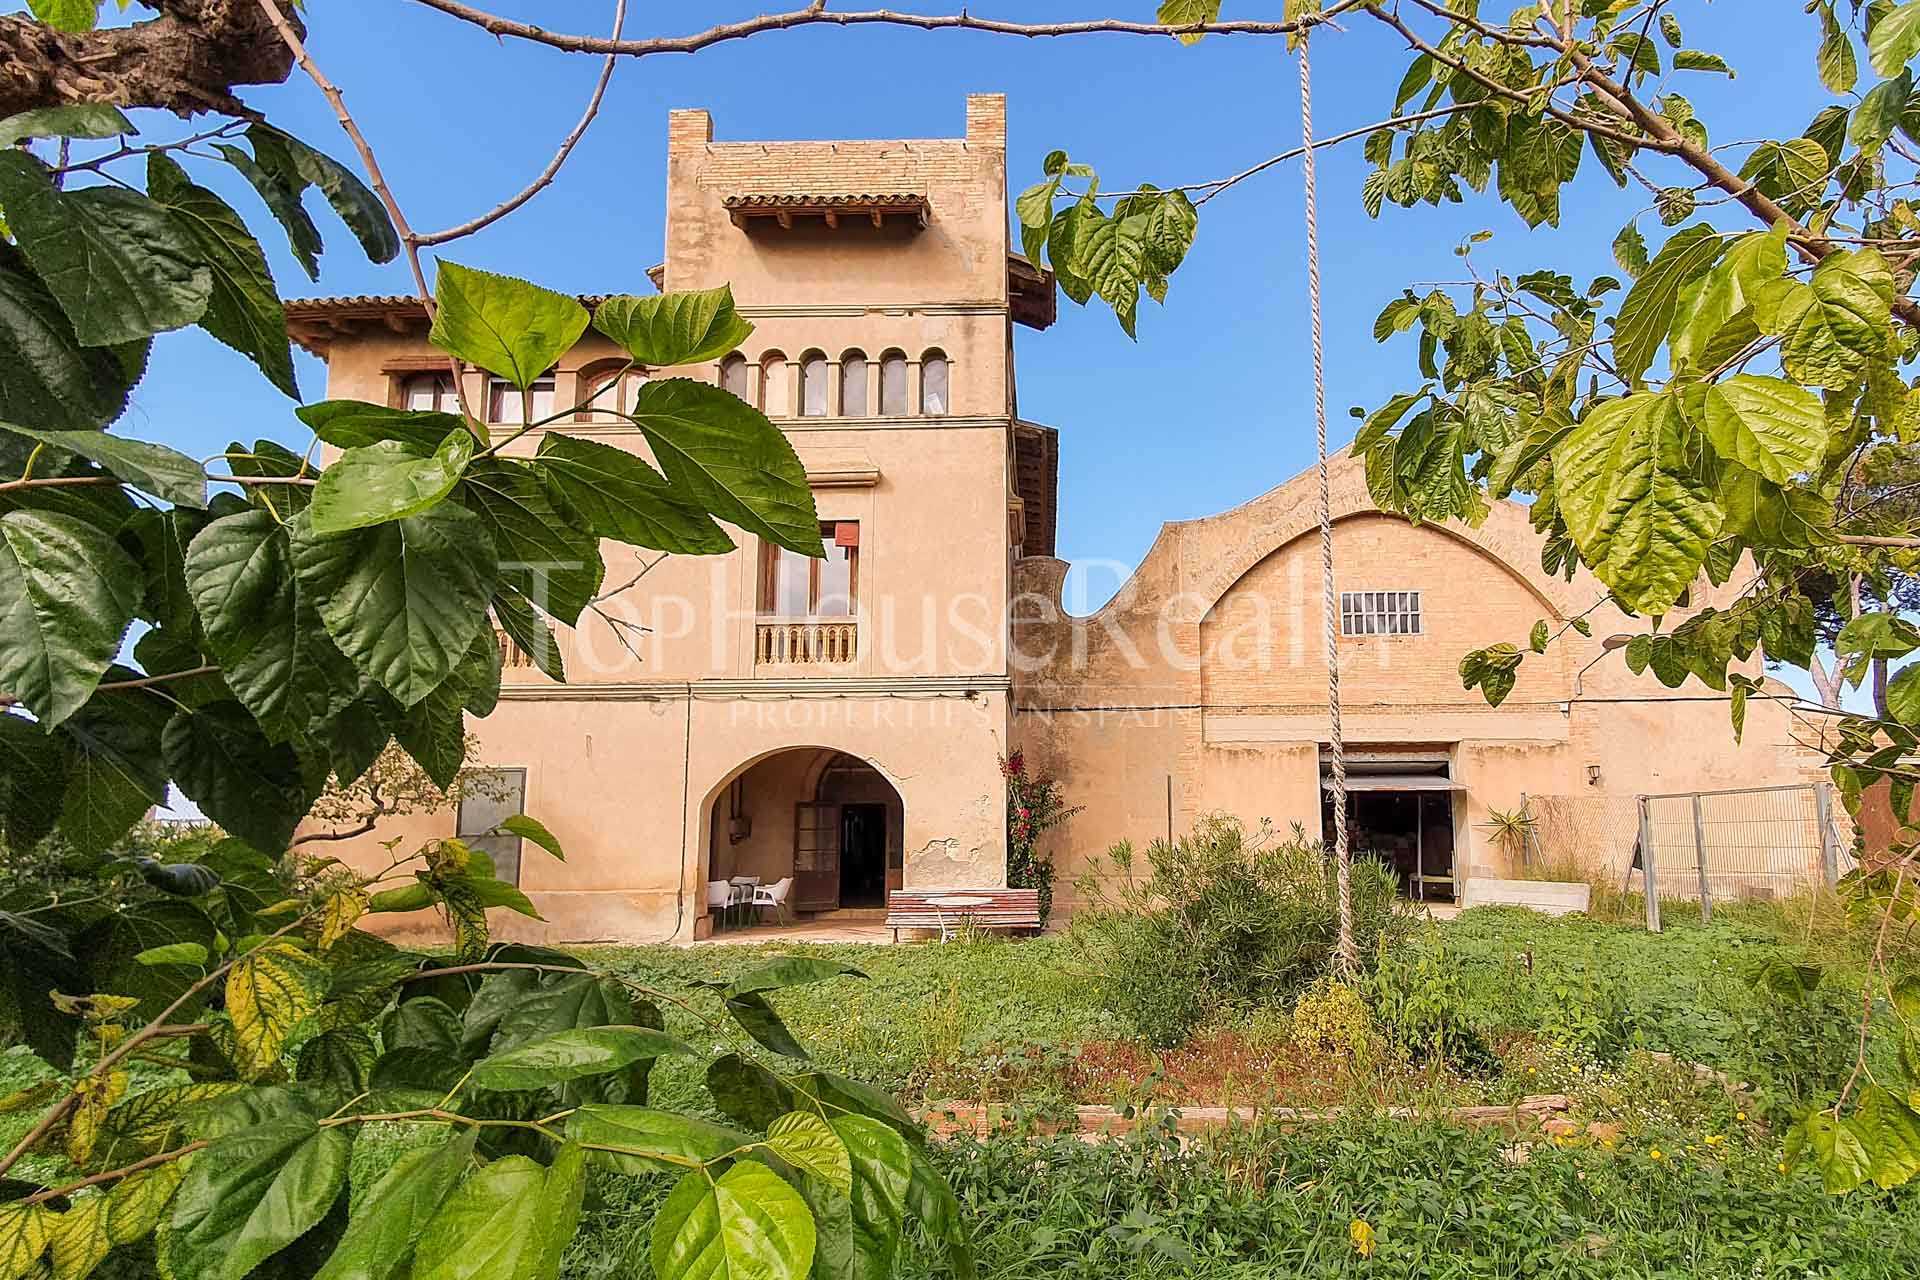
1525,784,1853,930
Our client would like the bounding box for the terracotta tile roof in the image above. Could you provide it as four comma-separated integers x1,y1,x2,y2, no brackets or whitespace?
720,192,925,209
283,293,610,316
723,192,929,231
283,294,612,356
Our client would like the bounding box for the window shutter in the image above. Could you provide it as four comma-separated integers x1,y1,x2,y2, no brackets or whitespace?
834,521,860,548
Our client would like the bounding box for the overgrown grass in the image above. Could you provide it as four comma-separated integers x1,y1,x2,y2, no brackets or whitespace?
584,899,1913,1119
1406,906,1913,1114
581,935,1118,1109
566,1102,1920,1279
902,1113,1920,1279
12,900,1916,1280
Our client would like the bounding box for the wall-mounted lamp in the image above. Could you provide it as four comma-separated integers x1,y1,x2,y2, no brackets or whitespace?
1586,763,1603,787
1573,634,1638,697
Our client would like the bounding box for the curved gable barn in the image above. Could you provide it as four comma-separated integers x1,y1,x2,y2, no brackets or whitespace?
1012,451,1825,912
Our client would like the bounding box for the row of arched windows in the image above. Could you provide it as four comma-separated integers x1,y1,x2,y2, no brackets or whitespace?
399,349,951,424
719,349,950,418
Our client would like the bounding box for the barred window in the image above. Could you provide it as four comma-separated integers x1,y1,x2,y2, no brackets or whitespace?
1340,590,1422,636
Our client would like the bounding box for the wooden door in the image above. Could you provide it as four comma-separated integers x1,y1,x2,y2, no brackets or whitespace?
793,802,840,911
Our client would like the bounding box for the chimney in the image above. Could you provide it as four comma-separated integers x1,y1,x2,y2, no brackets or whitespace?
965,94,1006,148
668,108,713,149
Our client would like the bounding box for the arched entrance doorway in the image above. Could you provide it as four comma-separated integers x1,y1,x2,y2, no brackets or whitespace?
704,748,904,920
810,753,904,908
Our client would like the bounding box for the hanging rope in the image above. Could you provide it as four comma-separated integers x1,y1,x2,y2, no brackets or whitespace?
1296,27,1356,974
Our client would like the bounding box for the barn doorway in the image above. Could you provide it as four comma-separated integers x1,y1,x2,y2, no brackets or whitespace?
1320,755,1462,902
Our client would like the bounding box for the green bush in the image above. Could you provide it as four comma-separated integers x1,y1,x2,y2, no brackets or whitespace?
1289,980,1375,1059
1004,751,1080,927
1069,816,1418,1047
1366,931,1500,1074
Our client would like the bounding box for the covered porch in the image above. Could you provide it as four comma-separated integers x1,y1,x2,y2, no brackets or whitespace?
702,747,905,933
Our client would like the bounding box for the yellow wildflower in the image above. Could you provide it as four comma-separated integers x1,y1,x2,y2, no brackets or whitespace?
1350,1219,1376,1259
1649,1148,1664,1161
1736,1111,1747,1122
1704,1134,1724,1146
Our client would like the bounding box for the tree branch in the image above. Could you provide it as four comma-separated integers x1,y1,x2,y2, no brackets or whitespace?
1361,3,1656,152
1836,534,1920,548
1379,0,1920,329
96,665,220,694
251,0,480,421
413,0,629,246
292,814,381,846
21,1140,210,1207
0,474,313,495
0,0,298,119
250,0,431,303
399,0,1367,57
1185,102,1479,205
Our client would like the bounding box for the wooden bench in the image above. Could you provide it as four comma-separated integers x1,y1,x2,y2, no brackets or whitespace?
884,888,1041,942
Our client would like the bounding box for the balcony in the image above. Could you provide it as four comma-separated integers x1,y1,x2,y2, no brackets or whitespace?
494,629,537,669
756,619,858,666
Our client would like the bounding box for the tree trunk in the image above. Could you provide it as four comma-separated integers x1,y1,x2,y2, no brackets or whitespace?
1874,655,1891,720
1809,652,1843,709
0,0,300,120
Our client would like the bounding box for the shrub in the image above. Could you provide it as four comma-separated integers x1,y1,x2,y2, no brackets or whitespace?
1069,815,1418,1047
1367,931,1500,1074
1003,750,1080,927
1290,980,1375,1059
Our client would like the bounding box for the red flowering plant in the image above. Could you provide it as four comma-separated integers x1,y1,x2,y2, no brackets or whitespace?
1002,751,1081,927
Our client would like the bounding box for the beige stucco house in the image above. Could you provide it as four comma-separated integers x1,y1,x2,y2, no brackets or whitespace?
289,95,1823,941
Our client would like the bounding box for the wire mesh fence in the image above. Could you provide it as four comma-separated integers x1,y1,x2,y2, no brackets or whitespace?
1525,784,1853,930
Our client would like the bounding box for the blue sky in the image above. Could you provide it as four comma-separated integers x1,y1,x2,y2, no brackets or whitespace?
105,1,1839,683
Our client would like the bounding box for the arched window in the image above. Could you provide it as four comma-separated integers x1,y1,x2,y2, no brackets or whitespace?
878,350,908,416
799,351,829,417
920,350,949,416
719,353,749,401
401,372,460,413
583,367,649,421
487,374,556,424
760,352,792,416
839,350,868,416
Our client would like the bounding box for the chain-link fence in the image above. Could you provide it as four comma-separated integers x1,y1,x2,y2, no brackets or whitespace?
1525,784,1852,930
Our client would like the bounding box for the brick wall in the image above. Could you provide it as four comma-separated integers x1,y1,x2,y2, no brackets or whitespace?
1199,512,1573,711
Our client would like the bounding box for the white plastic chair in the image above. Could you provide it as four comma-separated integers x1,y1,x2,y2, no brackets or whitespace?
752,876,795,925
706,880,735,928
